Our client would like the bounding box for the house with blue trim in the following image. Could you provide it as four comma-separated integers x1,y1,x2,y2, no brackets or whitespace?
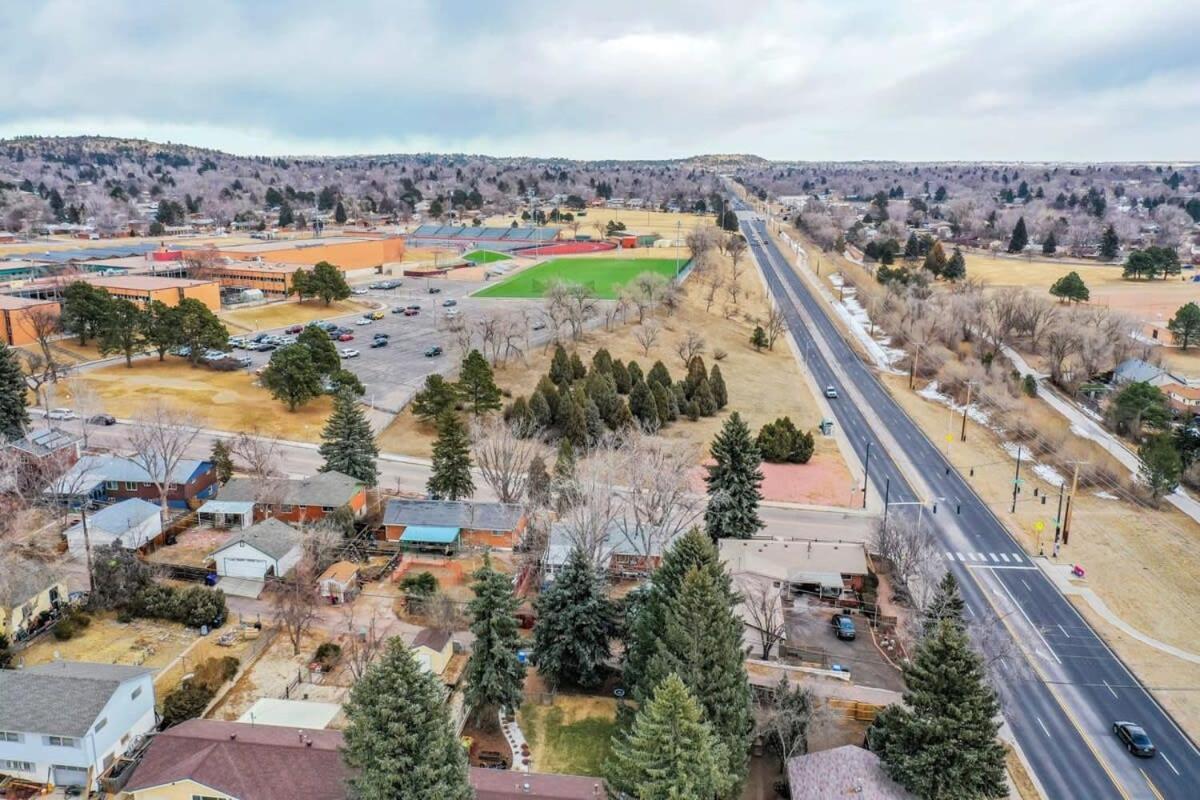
43,454,217,510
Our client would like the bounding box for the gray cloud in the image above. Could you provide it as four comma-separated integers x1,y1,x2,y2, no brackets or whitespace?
0,0,1197,160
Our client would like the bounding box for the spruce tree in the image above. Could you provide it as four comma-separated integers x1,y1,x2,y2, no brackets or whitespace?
535,375,561,421
533,548,614,689
584,398,605,445
870,619,1007,800
605,674,732,800
651,381,673,425
626,360,644,386
694,378,718,416
585,371,621,427
591,348,613,375
457,349,501,414
210,439,234,484
343,637,471,800
1100,224,1120,260
552,439,579,512
751,325,768,351
528,389,553,429
628,380,661,432
922,572,966,636
704,412,764,540
1007,216,1029,253
319,389,379,486
560,397,588,448
709,364,728,408
464,555,526,720
549,344,573,386
647,360,672,390
427,411,474,500
943,247,967,281
526,454,551,508
684,356,708,398
611,359,631,393
569,351,587,380
0,341,29,440
1042,230,1058,255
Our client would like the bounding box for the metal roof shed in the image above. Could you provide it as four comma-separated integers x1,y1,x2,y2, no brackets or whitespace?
399,525,461,552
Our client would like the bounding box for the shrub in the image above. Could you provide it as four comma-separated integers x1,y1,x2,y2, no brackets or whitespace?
53,619,77,640
161,682,214,728
400,571,439,596
129,583,227,628
757,417,815,464
713,348,728,361
192,655,240,692
315,642,342,669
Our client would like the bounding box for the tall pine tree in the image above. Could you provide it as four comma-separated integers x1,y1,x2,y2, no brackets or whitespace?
605,674,732,800
870,619,1008,800
533,548,614,689
1007,216,1029,253
704,412,764,540
464,555,526,721
342,637,471,800
318,389,379,486
0,341,29,440
210,439,234,484
457,349,502,414
1100,224,1120,260
427,411,474,500
921,572,966,636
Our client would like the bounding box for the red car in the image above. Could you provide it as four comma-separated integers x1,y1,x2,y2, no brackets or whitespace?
286,325,304,334
338,333,354,342
403,308,420,317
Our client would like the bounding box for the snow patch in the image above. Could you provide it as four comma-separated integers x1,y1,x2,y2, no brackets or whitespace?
1094,491,1119,500
1033,463,1066,485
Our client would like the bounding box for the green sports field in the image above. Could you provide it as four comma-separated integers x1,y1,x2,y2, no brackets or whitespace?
463,249,512,264
474,257,682,299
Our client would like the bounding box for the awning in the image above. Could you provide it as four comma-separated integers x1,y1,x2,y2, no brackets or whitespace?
197,499,255,516
788,571,846,591
400,525,461,545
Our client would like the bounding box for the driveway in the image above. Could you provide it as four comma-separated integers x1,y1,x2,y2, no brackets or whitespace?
783,598,903,692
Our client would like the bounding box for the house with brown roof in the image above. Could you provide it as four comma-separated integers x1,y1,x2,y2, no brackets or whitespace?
317,561,360,604
218,471,367,525
411,627,454,675
786,745,915,800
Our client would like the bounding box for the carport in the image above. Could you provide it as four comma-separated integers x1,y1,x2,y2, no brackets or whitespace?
196,499,255,529
399,525,461,554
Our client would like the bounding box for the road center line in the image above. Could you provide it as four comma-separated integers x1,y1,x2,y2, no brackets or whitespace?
1102,680,1118,698
1036,716,1051,738
1057,624,1071,639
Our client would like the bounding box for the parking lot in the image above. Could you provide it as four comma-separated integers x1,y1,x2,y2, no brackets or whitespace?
783,598,903,691
221,275,544,413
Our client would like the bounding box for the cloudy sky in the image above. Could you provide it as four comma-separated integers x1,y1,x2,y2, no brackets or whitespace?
2,0,1198,161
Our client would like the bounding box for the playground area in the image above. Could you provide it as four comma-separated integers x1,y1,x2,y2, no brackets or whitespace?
474,256,683,299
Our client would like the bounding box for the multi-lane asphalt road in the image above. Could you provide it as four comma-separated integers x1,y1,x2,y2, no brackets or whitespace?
735,201,1197,799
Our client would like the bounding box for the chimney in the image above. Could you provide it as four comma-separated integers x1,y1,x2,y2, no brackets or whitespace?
229,733,237,740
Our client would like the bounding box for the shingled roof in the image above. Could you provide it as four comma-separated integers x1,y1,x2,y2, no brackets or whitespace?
220,471,362,509
383,498,524,531
0,662,150,737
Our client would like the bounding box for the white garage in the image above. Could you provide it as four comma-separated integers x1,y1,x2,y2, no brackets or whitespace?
208,518,303,579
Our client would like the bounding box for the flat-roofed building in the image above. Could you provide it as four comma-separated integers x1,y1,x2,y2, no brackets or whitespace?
87,275,220,311
205,261,303,296
0,294,59,346
213,236,405,270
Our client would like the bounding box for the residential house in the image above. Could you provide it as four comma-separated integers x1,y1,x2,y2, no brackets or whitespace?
411,627,453,675
381,498,526,548
317,561,360,604
3,427,80,468
0,662,155,790
0,561,68,639
208,518,304,579
1111,358,1182,389
122,719,606,800
719,538,871,598
543,521,671,579
786,745,915,800
45,454,217,510
64,498,164,555
218,471,366,524
1166,384,1200,415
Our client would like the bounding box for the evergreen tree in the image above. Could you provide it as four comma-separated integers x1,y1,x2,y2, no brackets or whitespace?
210,439,234,484
528,389,552,429
921,572,966,636
705,412,765,540
504,395,533,433
684,356,708,398
751,325,768,351
651,381,673,425
1049,271,1089,303
535,376,561,421
694,378,718,416
1099,224,1120,260
457,349,502,414
1168,302,1200,350
647,360,672,390
1042,230,1058,255
1007,216,1029,253
427,411,474,500
342,637,472,800
611,359,632,393
175,298,230,366
307,261,352,305
870,620,1007,800
629,379,661,432
298,325,340,375
334,200,348,224
585,370,622,427
319,389,379,486
591,348,614,375
583,398,605,445
570,351,587,379
261,344,323,410
277,202,294,227
97,297,147,367
709,364,728,409
943,247,966,281
923,241,948,276
552,439,579,512
549,344,573,386
626,360,644,386
605,674,732,800
61,281,112,346
142,300,179,361
903,232,921,260
757,417,814,464
1139,434,1182,499
412,374,458,422
464,555,526,720
0,341,30,440
533,548,614,689
560,396,588,448
526,454,551,508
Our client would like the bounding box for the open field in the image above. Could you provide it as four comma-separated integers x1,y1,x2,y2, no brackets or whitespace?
481,209,715,239
402,246,458,263
68,358,333,441
18,611,197,671
518,695,618,776
219,298,369,332
463,249,511,264
474,257,681,300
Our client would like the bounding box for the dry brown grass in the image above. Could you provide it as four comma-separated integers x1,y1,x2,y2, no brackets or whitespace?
480,209,715,239
219,298,369,332
19,611,196,670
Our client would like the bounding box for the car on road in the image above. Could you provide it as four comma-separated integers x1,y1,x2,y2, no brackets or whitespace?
369,310,385,320
1112,722,1156,757
427,286,442,294
340,348,360,359
88,414,117,426
531,321,547,331
47,408,77,420
442,298,457,307
354,317,373,325
372,333,390,340
424,345,443,358
831,612,856,641
444,308,460,319
824,385,839,399
370,338,389,348
286,325,304,334
351,288,369,295
337,333,354,342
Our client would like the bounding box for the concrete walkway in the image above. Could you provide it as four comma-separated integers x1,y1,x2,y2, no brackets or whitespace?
1036,559,1200,665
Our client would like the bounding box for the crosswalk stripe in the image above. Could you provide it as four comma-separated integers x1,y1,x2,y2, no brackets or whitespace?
999,553,1011,562
1010,552,1024,562
988,553,999,562
955,552,965,562
968,553,980,562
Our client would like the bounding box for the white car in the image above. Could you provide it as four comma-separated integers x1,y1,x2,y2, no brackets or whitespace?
340,348,360,359
354,318,374,326
351,288,369,295
47,408,77,420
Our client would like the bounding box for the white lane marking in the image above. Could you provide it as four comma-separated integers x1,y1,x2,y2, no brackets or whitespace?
1010,552,1024,562
1160,752,1181,776
995,575,1063,665
989,552,999,562
1102,680,1118,698
999,553,1011,562
1036,716,1051,738
1021,579,1033,591
965,564,1039,571
967,552,981,562
1057,624,1071,639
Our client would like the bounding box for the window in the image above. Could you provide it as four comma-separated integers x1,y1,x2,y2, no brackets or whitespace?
0,731,22,743
131,686,143,701
193,795,227,800
1,760,34,773
279,504,294,512
94,717,107,733
321,506,334,513
124,481,138,491
46,735,78,747
169,483,180,491
105,481,119,491
120,733,130,746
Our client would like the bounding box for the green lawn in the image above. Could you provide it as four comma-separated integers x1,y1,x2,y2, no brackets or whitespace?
464,249,512,264
518,697,618,776
474,257,682,299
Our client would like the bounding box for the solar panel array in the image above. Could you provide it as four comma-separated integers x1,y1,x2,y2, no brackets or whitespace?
13,242,164,264
408,225,558,241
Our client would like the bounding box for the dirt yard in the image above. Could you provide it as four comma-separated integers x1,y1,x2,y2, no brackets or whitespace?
220,298,369,332
210,629,349,721
144,526,232,568
17,612,197,670
152,624,260,697
68,358,333,441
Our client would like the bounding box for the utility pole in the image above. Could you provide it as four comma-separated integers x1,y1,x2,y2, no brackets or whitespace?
883,478,890,523
1062,461,1084,545
861,442,872,509
1053,479,1066,543
908,344,923,390
1010,445,1023,514
960,381,975,441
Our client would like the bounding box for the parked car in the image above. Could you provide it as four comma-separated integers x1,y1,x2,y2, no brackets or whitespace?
831,613,856,641
390,306,405,314
445,308,460,319
278,335,297,346
372,332,390,340
203,349,232,361
355,317,374,326
406,303,421,310
252,341,277,352
1112,722,1156,757
251,333,271,343
286,325,304,334
340,348,360,359
170,346,191,357
368,282,387,290
369,310,386,320
351,288,369,295
442,298,457,307
320,322,339,332
47,408,77,420
424,345,443,358
824,385,839,399
428,286,442,294
531,321,547,331
404,308,420,317
88,414,116,426
370,338,389,348
235,356,253,367
228,337,248,349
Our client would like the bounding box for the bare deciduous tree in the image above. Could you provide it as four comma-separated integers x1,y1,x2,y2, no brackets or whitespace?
632,321,661,357
125,401,203,520
737,574,787,659
871,512,939,611
610,432,700,567
727,234,748,271
231,429,283,480
25,305,63,383
340,604,386,680
471,416,542,504
764,306,787,350
271,558,320,656
675,330,706,367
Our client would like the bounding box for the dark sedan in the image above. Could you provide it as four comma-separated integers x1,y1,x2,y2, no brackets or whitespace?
88,414,117,426
1112,722,1156,757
